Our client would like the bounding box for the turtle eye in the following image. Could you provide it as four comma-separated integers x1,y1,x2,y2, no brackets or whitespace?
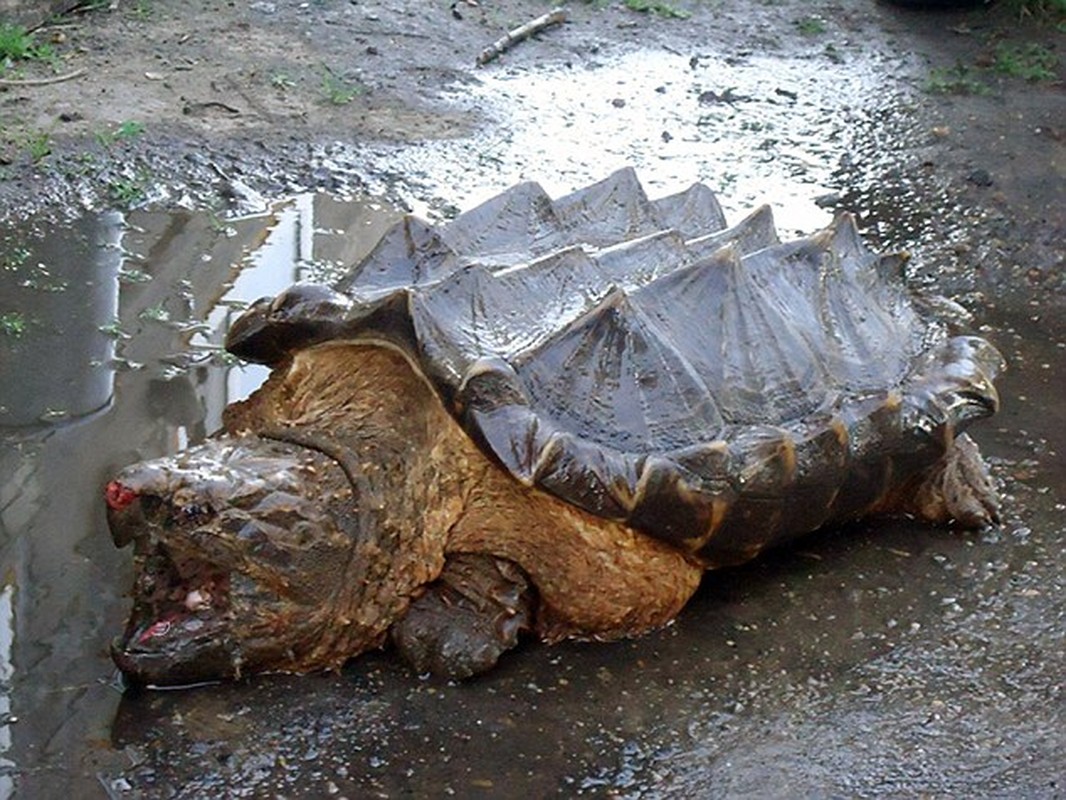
176,503,212,523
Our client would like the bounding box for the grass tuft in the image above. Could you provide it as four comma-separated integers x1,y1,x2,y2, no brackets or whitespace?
319,69,364,105
795,16,827,35
622,0,691,19
925,63,991,94
0,311,26,338
992,42,1058,81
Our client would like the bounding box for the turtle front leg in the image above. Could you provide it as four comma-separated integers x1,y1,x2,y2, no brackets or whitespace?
895,433,1000,528
391,554,534,679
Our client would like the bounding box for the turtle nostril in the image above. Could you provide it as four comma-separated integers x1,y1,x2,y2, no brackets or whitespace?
105,481,139,511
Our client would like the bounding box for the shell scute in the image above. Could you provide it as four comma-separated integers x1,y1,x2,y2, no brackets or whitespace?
686,204,779,262
528,429,644,521
439,180,561,266
336,216,454,299
785,413,851,487
649,181,728,239
703,496,786,566
627,455,720,546
551,167,660,245
726,426,798,496
513,286,725,453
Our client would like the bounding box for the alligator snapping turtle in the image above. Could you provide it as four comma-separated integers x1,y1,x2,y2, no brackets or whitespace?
105,169,1003,685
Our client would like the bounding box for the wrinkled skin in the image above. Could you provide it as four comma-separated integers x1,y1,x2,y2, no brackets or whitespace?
391,554,535,679
108,344,703,685
107,438,361,683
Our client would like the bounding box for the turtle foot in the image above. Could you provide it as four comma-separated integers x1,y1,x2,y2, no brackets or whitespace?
391,554,534,679
906,433,1000,528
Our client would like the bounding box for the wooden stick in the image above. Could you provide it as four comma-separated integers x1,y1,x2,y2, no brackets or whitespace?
477,7,569,66
0,69,87,88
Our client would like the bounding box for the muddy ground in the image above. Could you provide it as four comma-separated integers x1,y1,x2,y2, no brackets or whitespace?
2,0,1063,315
0,0,1064,798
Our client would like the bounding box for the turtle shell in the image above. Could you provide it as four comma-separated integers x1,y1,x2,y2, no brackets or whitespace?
227,169,1003,560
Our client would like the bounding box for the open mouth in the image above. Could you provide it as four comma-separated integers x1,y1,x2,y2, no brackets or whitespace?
113,539,237,685
105,437,356,684
126,543,231,643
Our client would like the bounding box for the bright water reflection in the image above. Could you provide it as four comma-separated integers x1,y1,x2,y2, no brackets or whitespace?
0,584,13,800
380,48,919,239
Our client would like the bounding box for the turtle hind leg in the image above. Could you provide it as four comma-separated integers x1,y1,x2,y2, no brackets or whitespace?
391,554,534,679
898,433,1001,528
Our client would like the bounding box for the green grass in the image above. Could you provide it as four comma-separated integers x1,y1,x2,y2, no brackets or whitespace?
319,70,363,105
0,24,35,61
270,72,295,91
117,266,152,284
98,319,130,339
131,0,153,20
795,16,826,35
925,63,991,95
622,0,691,18
0,24,57,73
1,246,31,271
107,175,149,206
25,131,51,163
139,304,170,322
95,121,145,147
0,311,26,338
992,42,1058,80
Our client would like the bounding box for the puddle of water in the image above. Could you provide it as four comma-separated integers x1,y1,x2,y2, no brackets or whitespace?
0,193,402,797
588,312,1066,800
0,189,1062,797
0,42,1061,798
364,47,926,241
0,214,122,428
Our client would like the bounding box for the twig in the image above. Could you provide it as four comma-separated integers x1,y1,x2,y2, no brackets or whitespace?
0,69,87,88
476,7,569,67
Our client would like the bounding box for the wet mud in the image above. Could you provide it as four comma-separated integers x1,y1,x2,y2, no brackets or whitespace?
0,0,1063,797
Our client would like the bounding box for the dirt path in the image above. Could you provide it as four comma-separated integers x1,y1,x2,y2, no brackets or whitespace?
2,1,1062,314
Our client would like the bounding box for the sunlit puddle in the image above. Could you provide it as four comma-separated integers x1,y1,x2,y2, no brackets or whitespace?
377,47,926,241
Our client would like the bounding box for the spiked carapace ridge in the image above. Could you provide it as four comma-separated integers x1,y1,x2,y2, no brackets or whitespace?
228,168,1002,560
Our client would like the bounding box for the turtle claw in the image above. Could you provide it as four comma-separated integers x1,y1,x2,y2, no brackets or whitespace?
391,554,534,679
906,433,1001,528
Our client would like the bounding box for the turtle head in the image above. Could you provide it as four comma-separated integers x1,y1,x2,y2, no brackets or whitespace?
105,436,367,686
225,283,353,365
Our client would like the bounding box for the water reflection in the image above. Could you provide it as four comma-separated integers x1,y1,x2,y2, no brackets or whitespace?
0,193,402,796
185,194,402,415
0,584,13,800
0,213,122,428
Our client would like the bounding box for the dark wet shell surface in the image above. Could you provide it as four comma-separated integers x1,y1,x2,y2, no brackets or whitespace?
227,169,1002,556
